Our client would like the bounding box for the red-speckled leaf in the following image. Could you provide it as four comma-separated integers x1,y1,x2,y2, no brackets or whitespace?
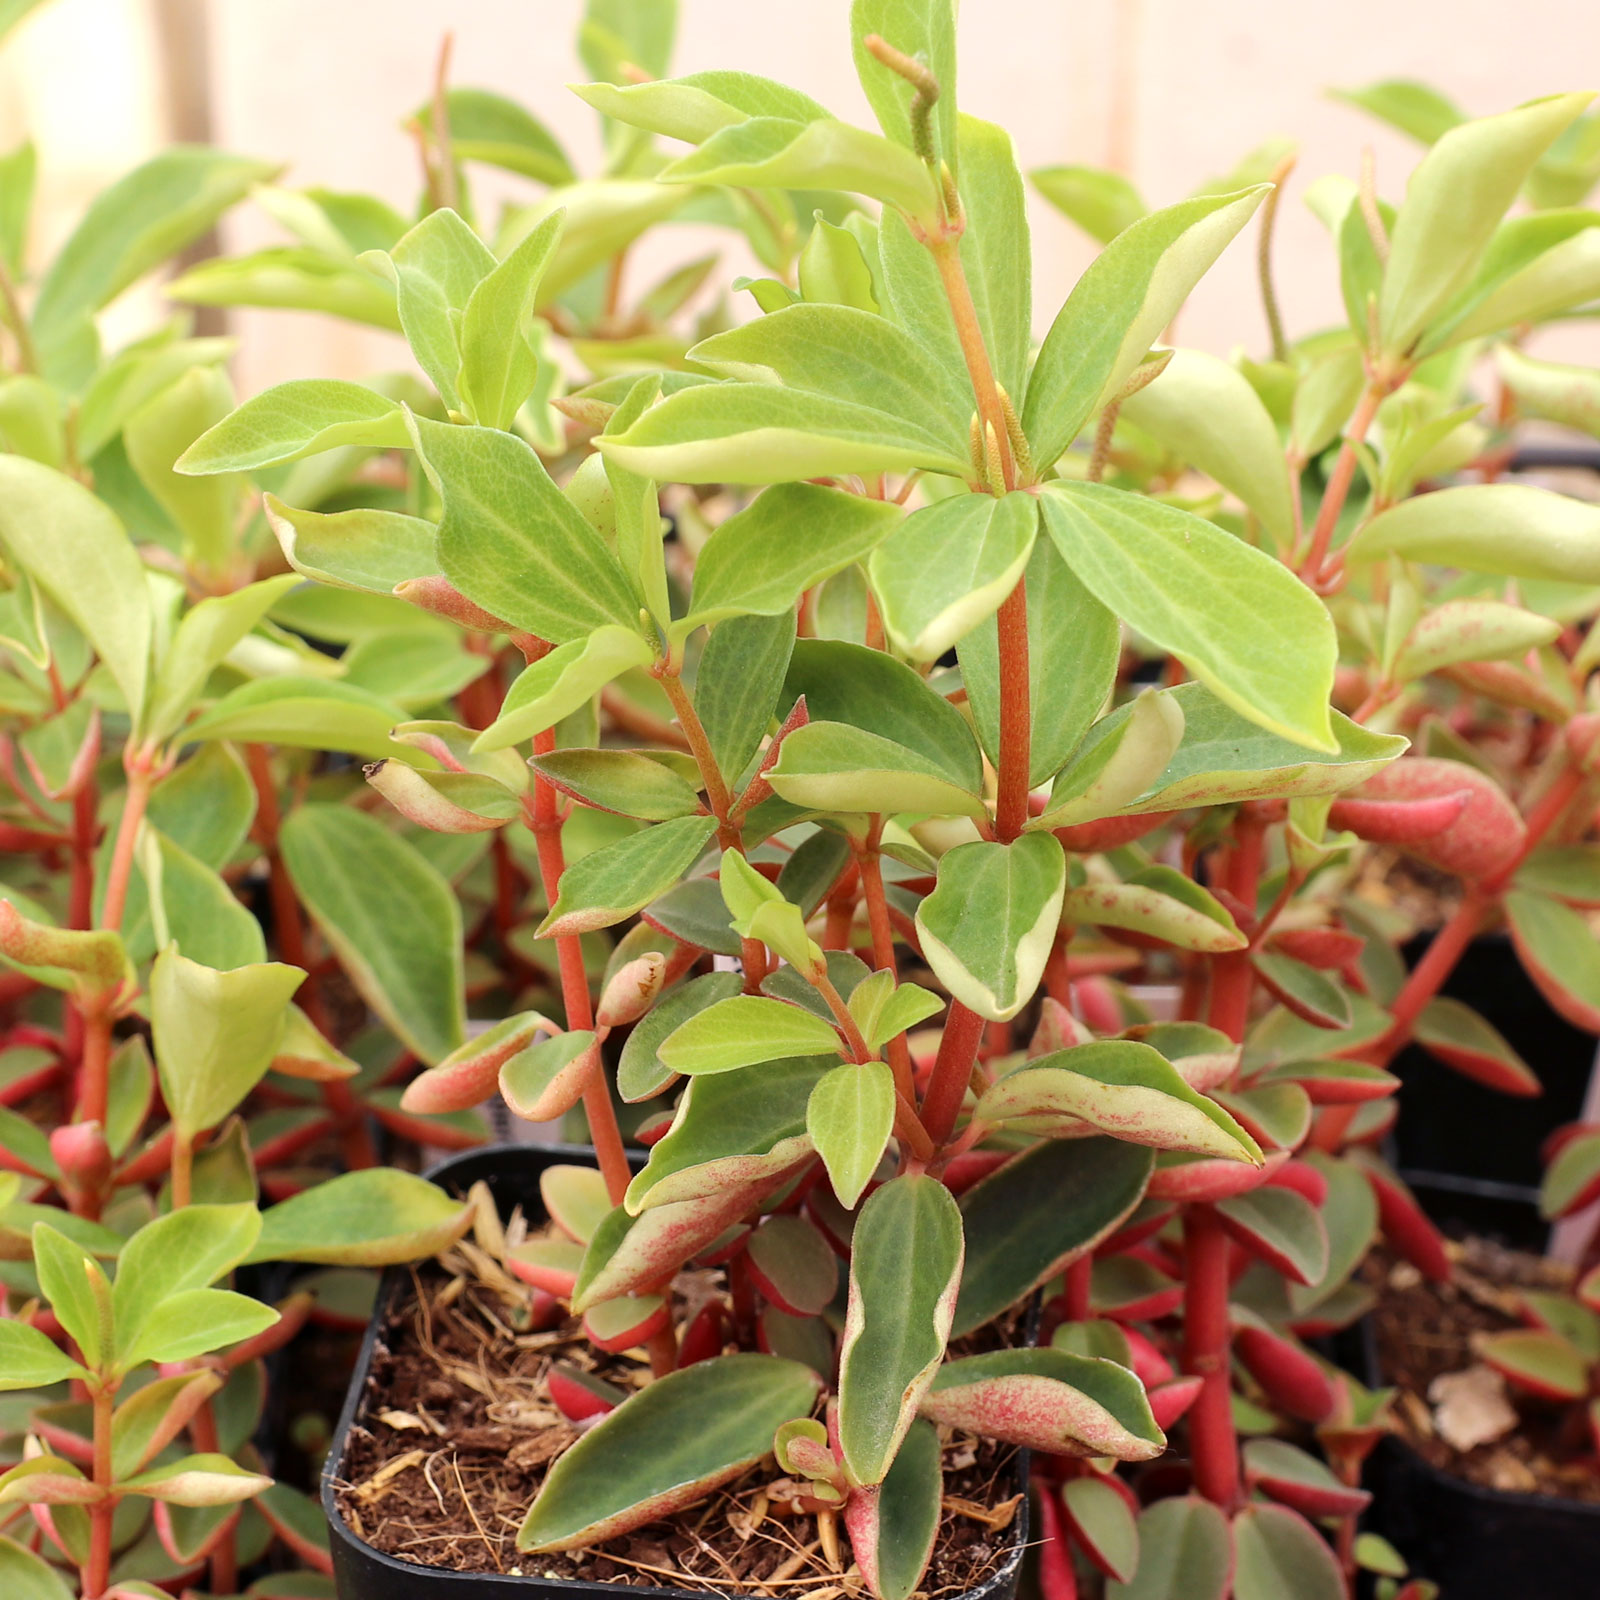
499,1031,600,1123
400,1013,553,1114
1108,1495,1231,1600
1148,1375,1203,1430
921,1349,1163,1460
1231,1502,1344,1600
518,1355,822,1551
746,1214,839,1317
954,1138,1154,1338
1251,953,1352,1030
1130,1022,1239,1092
1507,888,1600,1034
1060,874,1246,954
1413,997,1540,1095
976,1042,1262,1163
583,1294,669,1353
1344,758,1523,882
506,1236,585,1297
1061,1474,1139,1584
1147,1148,1286,1203
844,1416,942,1600
1089,1256,1184,1320
541,1165,612,1245
1217,1187,1329,1286
1541,1127,1600,1219
1474,1328,1589,1400
838,1175,964,1487
1242,1438,1370,1518
1251,1058,1400,1104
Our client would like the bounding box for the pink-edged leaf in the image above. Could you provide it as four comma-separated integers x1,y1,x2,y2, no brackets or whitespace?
116,1453,272,1507
0,1456,100,1505
746,1214,839,1317
1350,1150,1451,1281
367,1092,489,1151
1210,1083,1312,1153
677,1301,728,1368
844,1416,942,1600
1578,1263,1600,1316
541,1164,612,1245
1109,1495,1232,1600
920,1348,1164,1460
583,1293,669,1354
1507,887,1600,1034
1242,1437,1370,1517
1287,1152,1380,1319
1251,953,1352,1030
1126,1021,1240,1093
1234,1318,1337,1422
1054,811,1177,853
1061,1474,1138,1584
1147,1147,1288,1202
506,1236,585,1297
1267,927,1366,970
1089,1255,1184,1320
1413,996,1540,1096
548,1363,626,1422
839,1175,964,1487
518,1355,822,1552
1216,1187,1329,1286
773,1417,841,1486
1147,1375,1203,1430
1344,758,1523,881
1473,1328,1589,1400
1326,788,1470,845
364,761,519,833
1121,1325,1174,1386
1540,1127,1600,1219
758,1304,837,1378
1517,1290,1600,1359
500,1030,601,1123
1252,1057,1400,1105
1264,1159,1329,1207
399,1012,553,1114
1231,1502,1344,1600
1032,1482,1081,1600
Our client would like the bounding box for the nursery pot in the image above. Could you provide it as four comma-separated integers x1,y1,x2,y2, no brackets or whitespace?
322,1143,1031,1600
1355,1191,1600,1599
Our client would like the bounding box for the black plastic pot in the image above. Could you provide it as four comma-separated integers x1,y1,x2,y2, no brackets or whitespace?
1355,1190,1600,1597
322,1143,1029,1600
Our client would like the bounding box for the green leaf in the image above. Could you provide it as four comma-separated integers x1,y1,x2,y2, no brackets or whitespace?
954,114,1032,403
769,721,988,818
280,805,464,1064
1379,94,1593,357
263,496,436,597
182,677,418,762
151,947,303,1140
111,1203,261,1369
572,70,830,144
31,148,279,384
598,379,970,485
579,0,678,84
978,1041,1262,1161
144,574,301,744
660,116,937,221
870,491,1036,661
1288,1151,1380,1316
1506,886,1600,1035
1216,1187,1330,1286
519,1355,823,1552
532,747,700,822
0,1316,87,1390
916,834,1066,1021
177,379,409,474
1108,1496,1232,1600
849,1417,942,1600
474,626,656,754
641,877,743,956
122,1288,278,1366
681,482,901,636
922,1347,1164,1458
1331,80,1465,145
411,415,642,645
1024,187,1268,466
718,849,825,976
1041,482,1337,752
799,214,879,311
960,532,1119,787
838,1174,964,1486
499,1030,600,1123
117,1452,271,1507
1033,165,1148,243
459,211,564,430
1392,595,1564,682
690,303,973,452
1119,349,1296,545
695,611,796,781
415,87,574,185
617,970,743,1102
1232,1503,1346,1600
0,456,150,720
850,974,943,1049
1061,866,1246,953
1348,483,1600,583
626,1056,829,1213
660,995,843,1075
953,1137,1154,1337
850,0,958,165
0,1534,76,1600
246,1170,472,1266
808,1060,896,1209
1542,1129,1600,1220
539,815,717,938
167,247,402,331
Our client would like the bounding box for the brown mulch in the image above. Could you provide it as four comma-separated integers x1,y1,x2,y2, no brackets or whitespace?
1367,1237,1600,1503
333,1230,1025,1594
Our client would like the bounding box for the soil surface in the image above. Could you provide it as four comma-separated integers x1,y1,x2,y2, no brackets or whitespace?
334,1231,1026,1595
1368,1237,1600,1503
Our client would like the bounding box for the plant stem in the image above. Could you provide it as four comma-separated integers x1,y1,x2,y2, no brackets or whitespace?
656,669,733,823
993,580,1032,842
1206,813,1265,1043
1300,380,1385,582
816,971,871,1064
75,1002,113,1130
83,1383,114,1598
1182,1204,1240,1507
1257,152,1296,364
170,1127,194,1208
528,728,631,1207
0,254,37,374
856,833,916,1103
98,761,154,935
921,1000,987,1152
1063,1256,1092,1322
927,235,1017,491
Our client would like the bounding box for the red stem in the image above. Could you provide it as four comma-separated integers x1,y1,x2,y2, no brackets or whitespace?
82,1384,114,1598
993,578,1031,843
1300,381,1385,582
1063,1256,1092,1323
1183,1205,1240,1507
857,835,916,1104
920,1000,987,1152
